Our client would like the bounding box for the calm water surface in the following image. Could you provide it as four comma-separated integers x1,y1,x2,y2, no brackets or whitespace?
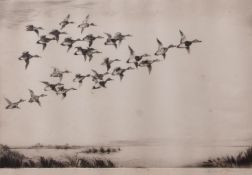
14,145,249,168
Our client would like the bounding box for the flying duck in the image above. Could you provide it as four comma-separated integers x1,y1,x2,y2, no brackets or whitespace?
104,33,118,49
59,14,74,30
28,89,47,106
36,35,56,50
92,78,113,89
77,14,97,33
18,51,41,69
111,66,134,81
139,59,160,74
113,32,132,45
82,34,103,47
5,98,25,109
73,73,91,86
177,30,202,53
126,46,150,68
61,37,81,52
50,67,71,82
86,49,102,62
91,69,109,82
74,47,97,61
49,29,67,42
41,81,64,92
155,38,176,59
56,86,77,99
101,57,120,72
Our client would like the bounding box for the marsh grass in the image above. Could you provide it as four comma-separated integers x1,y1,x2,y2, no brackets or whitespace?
200,147,252,168
0,144,25,168
65,154,115,168
0,144,116,168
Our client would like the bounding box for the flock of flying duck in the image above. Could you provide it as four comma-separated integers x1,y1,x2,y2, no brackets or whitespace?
5,14,202,109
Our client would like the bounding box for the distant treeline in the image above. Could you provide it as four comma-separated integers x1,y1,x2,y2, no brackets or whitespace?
28,143,82,149
11,143,91,150
81,147,121,154
0,144,115,168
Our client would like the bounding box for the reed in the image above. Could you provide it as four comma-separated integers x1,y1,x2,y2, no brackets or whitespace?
200,147,252,167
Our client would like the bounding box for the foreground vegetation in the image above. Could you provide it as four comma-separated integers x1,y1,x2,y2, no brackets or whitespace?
0,144,115,168
200,147,252,168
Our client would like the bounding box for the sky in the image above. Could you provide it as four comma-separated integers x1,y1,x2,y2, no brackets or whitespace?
0,0,252,147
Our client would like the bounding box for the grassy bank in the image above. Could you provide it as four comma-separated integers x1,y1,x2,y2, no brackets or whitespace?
200,146,252,168
0,144,115,168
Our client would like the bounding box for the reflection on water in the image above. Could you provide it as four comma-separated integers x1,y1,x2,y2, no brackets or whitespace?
14,145,249,168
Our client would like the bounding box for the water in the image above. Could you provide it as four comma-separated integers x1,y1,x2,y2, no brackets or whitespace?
13,145,249,168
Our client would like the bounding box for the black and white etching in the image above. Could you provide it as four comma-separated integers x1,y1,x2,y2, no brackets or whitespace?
0,0,252,169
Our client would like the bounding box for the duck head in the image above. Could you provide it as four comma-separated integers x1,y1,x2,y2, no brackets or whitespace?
142,54,150,57
126,67,134,70
40,94,47,97
19,99,26,103
168,44,177,49
75,74,81,78
63,70,71,74
90,23,96,26
96,35,104,39
33,55,41,58
105,78,113,82
192,39,202,43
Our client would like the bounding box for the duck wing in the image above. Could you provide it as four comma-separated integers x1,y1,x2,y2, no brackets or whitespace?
91,69,98,76
81,27,85,34
156,38,163,48
4,98,12,105
28,89,35,97
88,40,93,47
36,99,41,106
52,67,60,74
82,54,87,61
59,74,63,82
62,93,67,99
25,59,30,69
101,57,108,65
41,81,50,86
128,46,134,55
113,42,118,49
60,22,67,29
42,43,47,50
88,54,93,62
146,64,152,74
186,46,190,54
65,14,70,21
34,29,39,36
67,45,72,52
84,14,90,23
106,64,111,72
54,34,59,42
119,73,124,81
179,30,186,44
104,33,112,38
18,55,24,60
